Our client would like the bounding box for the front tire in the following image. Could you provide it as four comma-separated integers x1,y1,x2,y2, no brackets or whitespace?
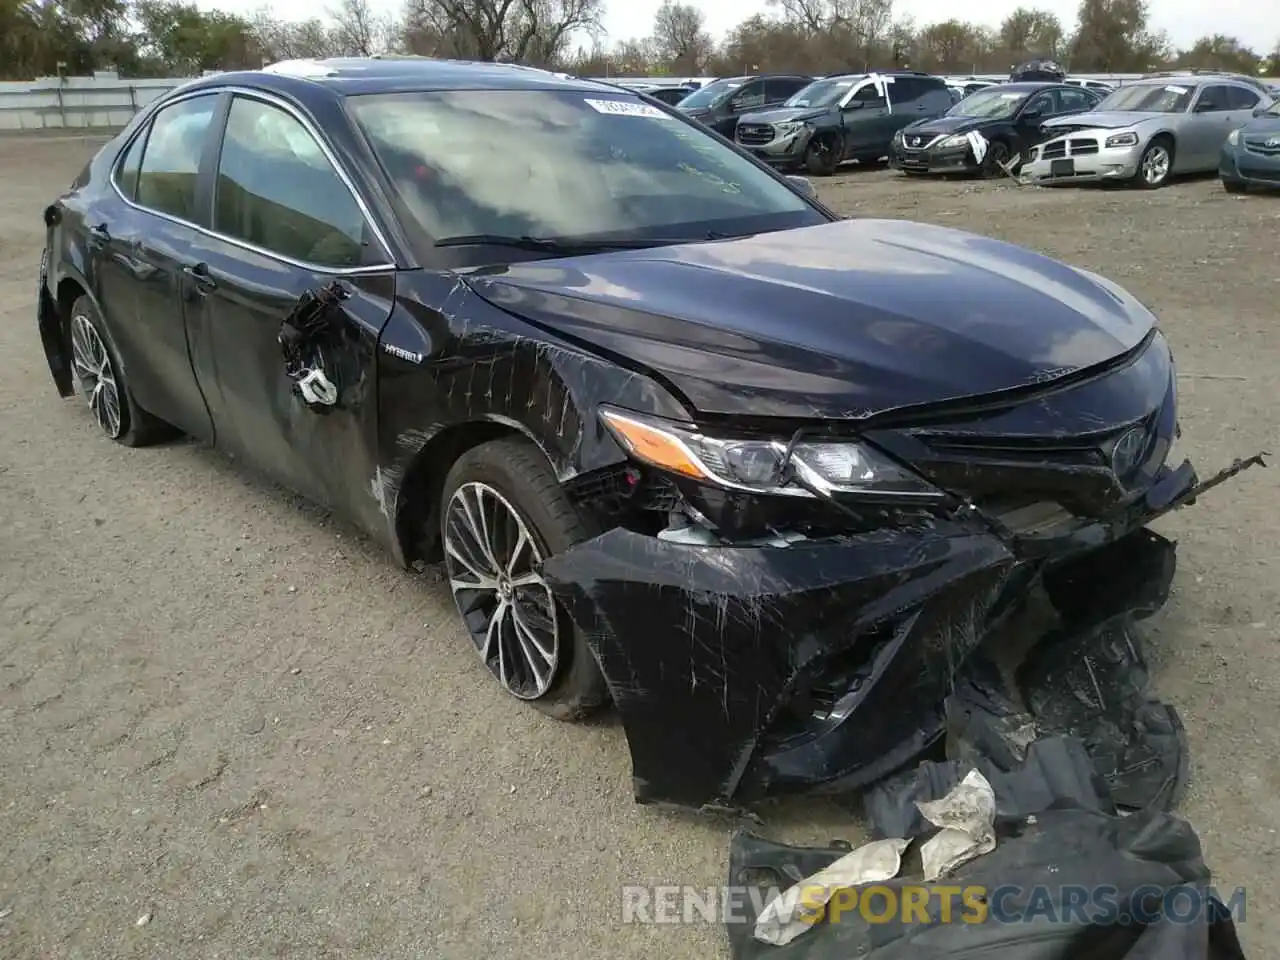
981,139,1013,178
439,437,608,720
804,136,840,176
1134,138,1173,189
68,295,175,446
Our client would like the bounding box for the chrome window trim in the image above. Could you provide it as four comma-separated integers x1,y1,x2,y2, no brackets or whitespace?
109,84,398,276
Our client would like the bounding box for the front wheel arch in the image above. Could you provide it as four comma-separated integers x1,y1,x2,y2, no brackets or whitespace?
393,419,568,567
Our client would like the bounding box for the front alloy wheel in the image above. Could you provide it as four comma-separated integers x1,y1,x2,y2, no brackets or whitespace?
443,480,561,700
1138,142,1171,188
70,312,123,438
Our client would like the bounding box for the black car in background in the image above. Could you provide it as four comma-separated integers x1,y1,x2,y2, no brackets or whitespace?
736,71,953,175
676,73,812,138
37,57,1242,810
891,82,1103,176
644,85,696,105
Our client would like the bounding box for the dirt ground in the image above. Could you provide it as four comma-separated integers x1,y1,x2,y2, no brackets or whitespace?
1,136,1277,959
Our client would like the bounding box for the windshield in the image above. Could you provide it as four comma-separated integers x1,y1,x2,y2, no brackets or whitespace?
676,79,742,109
1096,83,1193,113
947,88,1028,119
786,77,858,108
349,90,822,258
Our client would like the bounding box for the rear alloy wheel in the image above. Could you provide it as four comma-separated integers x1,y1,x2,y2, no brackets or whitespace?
67,295,176,446
440,438,608,719
70,311,123,439
1135,139,1172,189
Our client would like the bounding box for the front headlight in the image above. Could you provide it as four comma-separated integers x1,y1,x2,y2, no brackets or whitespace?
599,407,944,499
939,134,968,149
1227,128,1240,146
1105,132,1139,148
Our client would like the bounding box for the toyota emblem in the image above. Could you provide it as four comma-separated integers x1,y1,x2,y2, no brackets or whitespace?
910,137,922,146
1267,136,1280,148
1110,426,1147,477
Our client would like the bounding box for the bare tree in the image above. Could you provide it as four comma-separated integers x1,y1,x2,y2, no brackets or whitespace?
650,0,710,74
401,0,601,65
998,7,1064,60
330,0,389,55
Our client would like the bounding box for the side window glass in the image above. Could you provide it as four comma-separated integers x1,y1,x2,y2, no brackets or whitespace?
1226,86,1259,110
1026,93,1054,115
730,80,766,111
1196,85,1232,112
764,78,804,101
135,96,217,223
214,96,369,268
1057,88,1091,112
852,83,887,108
115,131,145,201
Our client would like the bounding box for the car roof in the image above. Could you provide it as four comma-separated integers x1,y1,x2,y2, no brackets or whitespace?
183,57,637,98
983,82,1062,93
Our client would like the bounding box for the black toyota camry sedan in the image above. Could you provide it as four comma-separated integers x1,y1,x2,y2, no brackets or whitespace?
37,57,1253,810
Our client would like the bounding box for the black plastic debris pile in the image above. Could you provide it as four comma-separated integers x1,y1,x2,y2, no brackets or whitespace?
723,586,1248,958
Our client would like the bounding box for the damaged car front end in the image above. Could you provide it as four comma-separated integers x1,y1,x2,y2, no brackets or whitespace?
461,216,1265,810
537,340,1257,809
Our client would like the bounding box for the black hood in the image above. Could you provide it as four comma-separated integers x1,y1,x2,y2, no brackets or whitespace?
739,106,827,125
904,114,1006,137
465,219,1155,421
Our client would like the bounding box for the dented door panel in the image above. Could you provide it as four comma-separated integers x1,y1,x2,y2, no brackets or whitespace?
186,231,395,524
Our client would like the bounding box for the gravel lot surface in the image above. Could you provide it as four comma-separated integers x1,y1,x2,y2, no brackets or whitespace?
2,136,1277,959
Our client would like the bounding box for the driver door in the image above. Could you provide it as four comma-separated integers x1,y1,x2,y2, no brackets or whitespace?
1013,90,1057,154
841,81,892,156
1184,84,1235,168
186,92,397,528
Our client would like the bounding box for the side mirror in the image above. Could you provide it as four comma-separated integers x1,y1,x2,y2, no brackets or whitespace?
1254,106,1271,118
786,175,816,197
1020,107,1043,121
842,100,864,111
1194,100,1218,113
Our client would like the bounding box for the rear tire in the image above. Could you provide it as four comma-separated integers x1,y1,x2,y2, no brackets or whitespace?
439,437,609,721
67,295,177,447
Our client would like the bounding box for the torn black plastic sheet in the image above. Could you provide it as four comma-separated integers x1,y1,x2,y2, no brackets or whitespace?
725,746,1248,960
278,281,351,410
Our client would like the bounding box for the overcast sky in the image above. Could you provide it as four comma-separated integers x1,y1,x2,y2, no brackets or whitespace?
216,0,1276,52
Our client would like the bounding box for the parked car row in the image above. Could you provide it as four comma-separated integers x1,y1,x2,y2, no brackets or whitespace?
658,67,1275,193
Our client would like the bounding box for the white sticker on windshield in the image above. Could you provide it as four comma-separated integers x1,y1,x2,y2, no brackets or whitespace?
584,98,669,118
1165,85,1189,94
1001,92,1023,98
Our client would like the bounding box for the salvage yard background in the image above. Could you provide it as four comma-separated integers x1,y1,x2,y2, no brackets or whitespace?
1,133,1277,958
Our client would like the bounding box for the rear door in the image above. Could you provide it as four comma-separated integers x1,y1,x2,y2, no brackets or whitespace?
763,77,810,108
98,92,223,439
188,92,396,522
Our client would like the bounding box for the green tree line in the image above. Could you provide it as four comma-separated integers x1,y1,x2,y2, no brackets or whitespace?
2,0,1277,81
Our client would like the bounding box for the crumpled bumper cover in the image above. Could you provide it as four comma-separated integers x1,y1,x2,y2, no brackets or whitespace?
543,455,1265,810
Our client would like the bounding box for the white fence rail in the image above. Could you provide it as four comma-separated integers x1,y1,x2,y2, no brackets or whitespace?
2,69,1276,132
